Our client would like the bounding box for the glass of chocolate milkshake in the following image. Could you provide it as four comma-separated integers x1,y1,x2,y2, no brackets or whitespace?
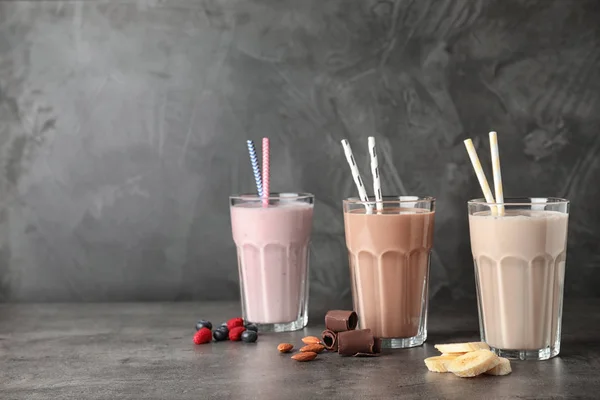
343,196,435,349
468,197,569,360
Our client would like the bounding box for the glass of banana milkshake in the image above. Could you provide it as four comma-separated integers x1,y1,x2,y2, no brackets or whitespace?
463,132,569,361
468,198,569,360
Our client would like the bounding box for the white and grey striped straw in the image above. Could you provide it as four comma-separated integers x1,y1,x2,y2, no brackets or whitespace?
341,139,373,214
368,136,383,212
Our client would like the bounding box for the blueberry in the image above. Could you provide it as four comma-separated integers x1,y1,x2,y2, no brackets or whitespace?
219,322,228,329
216,325,229,335
213,329,228,341
245,323,258,332
241,330,258,343
195,320,213,331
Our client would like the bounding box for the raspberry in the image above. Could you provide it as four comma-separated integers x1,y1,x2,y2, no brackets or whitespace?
226,317,244,330
229,326,246,341
193,327,212,345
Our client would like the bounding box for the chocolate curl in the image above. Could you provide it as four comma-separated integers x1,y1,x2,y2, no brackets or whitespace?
324,310,358,332
355,338,382,357
337,329,381,356
322,330,338,351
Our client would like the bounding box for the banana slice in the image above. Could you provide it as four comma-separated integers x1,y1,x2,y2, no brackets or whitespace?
442,352,467,356
485,357,512,376
424,355,460,373
434,341,490,354
448,349,500,378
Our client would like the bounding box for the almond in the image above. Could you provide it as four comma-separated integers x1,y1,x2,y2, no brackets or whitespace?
291,352,318,362
301,336,322,345
277,343,294,353
300,344,325,353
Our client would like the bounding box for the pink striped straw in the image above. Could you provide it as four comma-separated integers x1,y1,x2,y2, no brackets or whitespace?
262,137,270,207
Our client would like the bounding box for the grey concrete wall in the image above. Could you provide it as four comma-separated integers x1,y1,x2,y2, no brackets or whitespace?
0,0,598,307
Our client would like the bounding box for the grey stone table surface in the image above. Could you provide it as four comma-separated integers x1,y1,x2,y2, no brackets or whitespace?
1,299,599,400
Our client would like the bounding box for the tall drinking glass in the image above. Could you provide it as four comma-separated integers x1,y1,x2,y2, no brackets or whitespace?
230,193,314,332
468,197,569,360
343,196,435,348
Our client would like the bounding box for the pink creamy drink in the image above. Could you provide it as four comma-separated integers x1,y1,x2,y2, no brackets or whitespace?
230,193,314,332
468,198,569,360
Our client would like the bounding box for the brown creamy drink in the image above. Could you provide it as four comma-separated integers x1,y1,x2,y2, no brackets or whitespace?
344,207,435,346
469,210,569,353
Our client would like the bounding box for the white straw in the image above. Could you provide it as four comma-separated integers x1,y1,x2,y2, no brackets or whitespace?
489,131,505,216
341,139,373,214
464,138,497,215
368,137,383,212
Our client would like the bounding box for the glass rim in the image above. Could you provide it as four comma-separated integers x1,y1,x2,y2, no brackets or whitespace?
230,192,314,201
343,195,435,205
468,197,569,206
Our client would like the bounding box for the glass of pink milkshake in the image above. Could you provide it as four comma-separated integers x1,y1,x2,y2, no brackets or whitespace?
230,193,314,332
343,196,435,348
468,197,569,360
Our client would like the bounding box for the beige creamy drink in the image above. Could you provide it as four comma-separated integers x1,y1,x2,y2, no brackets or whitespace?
469,210,568,351
344,208,435,342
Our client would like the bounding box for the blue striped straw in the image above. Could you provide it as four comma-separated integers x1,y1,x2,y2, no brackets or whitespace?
246,140,263,197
